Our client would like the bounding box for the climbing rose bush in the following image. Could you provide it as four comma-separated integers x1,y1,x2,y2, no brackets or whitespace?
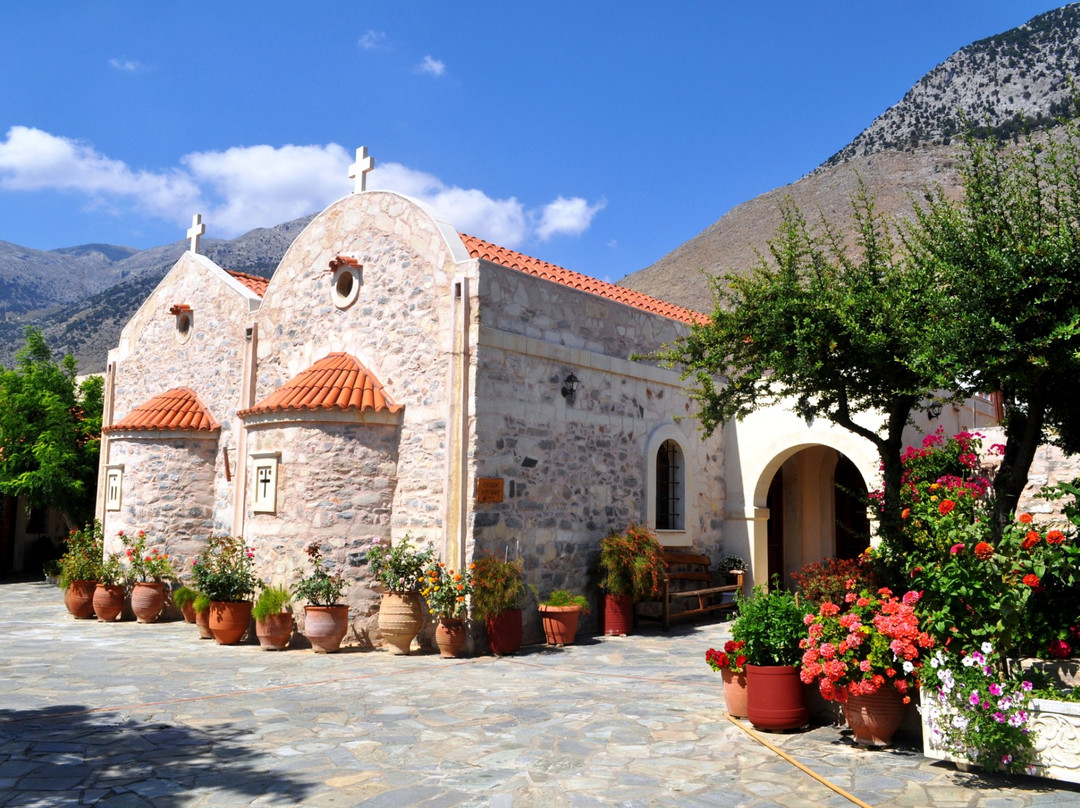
799,582,934,704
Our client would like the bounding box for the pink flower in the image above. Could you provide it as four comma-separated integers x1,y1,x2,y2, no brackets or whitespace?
950,543,965,555
1048,640,1071,659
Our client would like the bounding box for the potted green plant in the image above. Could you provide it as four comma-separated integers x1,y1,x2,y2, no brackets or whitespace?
368,535,435,655
716,555,748,605
473,555,527,655
121,529,177,623
538,589,590,646
173,586,199,623
192,592,213,639
732,583,810,731
421,561,474,658
191,535,258,645
59,521,104,619
93,550,128,623
294,543,349,653
597,524,665,636
252,584,294,651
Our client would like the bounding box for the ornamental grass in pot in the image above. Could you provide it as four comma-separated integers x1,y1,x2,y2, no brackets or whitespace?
539,589,590,647
368,535,435,655
597,524,665,636
191,535,258,645
732,583,810,731
421,560,474,658
173,586,198,623
294,543,349,653
472,555,527,656
253,584,294,651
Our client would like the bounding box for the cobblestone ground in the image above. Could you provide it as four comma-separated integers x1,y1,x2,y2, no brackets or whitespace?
2,581,1079,807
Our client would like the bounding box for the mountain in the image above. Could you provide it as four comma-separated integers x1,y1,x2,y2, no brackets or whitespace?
0,215,315,373
618,4,1080,311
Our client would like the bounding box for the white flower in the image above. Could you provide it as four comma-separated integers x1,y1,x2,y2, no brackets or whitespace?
981,641,994,655
903,660,915,674
962,655,975,667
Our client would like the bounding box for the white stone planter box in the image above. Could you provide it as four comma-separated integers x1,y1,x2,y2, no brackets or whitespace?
922,696,1080,784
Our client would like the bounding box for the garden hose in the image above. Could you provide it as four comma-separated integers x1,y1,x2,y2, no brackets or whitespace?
725,713,875,808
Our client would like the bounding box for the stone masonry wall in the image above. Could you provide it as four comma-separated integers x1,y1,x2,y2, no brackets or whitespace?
245,420,399,643
102,436,218,574
104,254,255,546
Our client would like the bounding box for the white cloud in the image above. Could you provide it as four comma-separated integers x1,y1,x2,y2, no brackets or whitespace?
0,126,603,247
358,30,386,50
416,55,445,77
536,196,607,240
109,58,142,72
183,143,352,235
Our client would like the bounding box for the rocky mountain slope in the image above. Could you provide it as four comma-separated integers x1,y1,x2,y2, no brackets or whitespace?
618,4,1080,312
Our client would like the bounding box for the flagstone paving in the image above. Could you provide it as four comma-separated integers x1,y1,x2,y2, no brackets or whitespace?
2,581,1078,807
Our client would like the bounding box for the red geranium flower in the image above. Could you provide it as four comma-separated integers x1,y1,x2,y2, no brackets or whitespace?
938,500,955,516
1023,573,1040,587
1047,530,1065,545
974,542,994,560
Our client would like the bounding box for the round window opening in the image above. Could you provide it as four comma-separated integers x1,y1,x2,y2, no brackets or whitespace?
331,266,361,309
175,312,193,343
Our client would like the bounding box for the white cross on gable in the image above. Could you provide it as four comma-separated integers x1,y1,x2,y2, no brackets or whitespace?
348,146,375,193
187,214,206,254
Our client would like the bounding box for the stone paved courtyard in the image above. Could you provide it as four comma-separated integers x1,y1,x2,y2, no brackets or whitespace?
2,581,1079,807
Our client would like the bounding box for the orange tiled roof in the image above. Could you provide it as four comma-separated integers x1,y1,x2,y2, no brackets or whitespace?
226,270,270,297
238,353,402,418
459,234,704,324
105,387,220,432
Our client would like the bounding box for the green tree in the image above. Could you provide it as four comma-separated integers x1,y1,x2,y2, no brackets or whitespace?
907,117,1080,536
0,327,103,527
654,184,954,551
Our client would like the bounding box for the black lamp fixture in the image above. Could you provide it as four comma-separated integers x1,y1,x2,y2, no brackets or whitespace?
927,401,943,420
561,372,580,400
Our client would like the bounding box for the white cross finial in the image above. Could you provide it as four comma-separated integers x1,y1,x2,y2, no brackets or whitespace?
348,146,375,193
187,213,206,253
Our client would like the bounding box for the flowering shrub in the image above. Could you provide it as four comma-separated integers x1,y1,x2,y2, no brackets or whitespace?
421,561,474,618
791,556,878,609
597,523,665,599
120,530,176,583
293,543,347,606
922,645,1036,775
191,535,257,602
58,521,103,585
705,640,747,675
799,583,935,704
367,535,435,593
471,555,527,620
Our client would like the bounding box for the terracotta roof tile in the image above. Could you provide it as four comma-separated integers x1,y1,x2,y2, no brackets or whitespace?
238,353,402,418
225,270,270,297
105,387,220,432
459,234,705,324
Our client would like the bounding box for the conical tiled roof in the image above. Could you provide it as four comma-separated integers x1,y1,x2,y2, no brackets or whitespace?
238,353,402,418
105,387,220,432
459,234,704,325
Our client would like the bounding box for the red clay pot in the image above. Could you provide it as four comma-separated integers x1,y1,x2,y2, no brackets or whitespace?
844,687,906,747
602,593,633,636
303,605,348,653
255,612,294,651
722,667,749,719
131,581,165,623
93,584,125,622
434,616,467,658
539,605,581,646
65,580,97,619
485,609,523,656
209,600,253,645
746,664,809,731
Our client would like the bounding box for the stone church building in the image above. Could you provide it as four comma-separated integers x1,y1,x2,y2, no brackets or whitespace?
94,154,1002,643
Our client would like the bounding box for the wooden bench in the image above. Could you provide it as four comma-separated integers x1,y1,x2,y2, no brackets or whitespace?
637,549,744,630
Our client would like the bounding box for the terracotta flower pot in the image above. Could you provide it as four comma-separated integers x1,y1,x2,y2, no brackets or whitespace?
434,616,467,658
485,609,523,656
256,612,294,651
180,601,196,623
602,593,633,636
722,667,749,719
746,664,809,731
209,600,253,645
379,592,424,655
65,580,97,619
195,607,213,639
539,604,581,646
303,605,349,653
93,583,125,623
131,581,166,623
844,687,906,747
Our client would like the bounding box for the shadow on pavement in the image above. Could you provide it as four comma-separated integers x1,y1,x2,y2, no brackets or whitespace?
0,704,314,806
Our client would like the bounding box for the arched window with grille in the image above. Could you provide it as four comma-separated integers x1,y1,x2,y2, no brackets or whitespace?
655,439,685,531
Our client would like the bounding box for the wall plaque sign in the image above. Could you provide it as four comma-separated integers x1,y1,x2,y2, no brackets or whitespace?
476,477,503,503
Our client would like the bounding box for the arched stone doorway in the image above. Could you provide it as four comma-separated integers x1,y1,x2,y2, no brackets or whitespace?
763,447,870,585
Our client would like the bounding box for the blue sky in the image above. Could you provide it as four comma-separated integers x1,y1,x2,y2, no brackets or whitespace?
0,1,1065,282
